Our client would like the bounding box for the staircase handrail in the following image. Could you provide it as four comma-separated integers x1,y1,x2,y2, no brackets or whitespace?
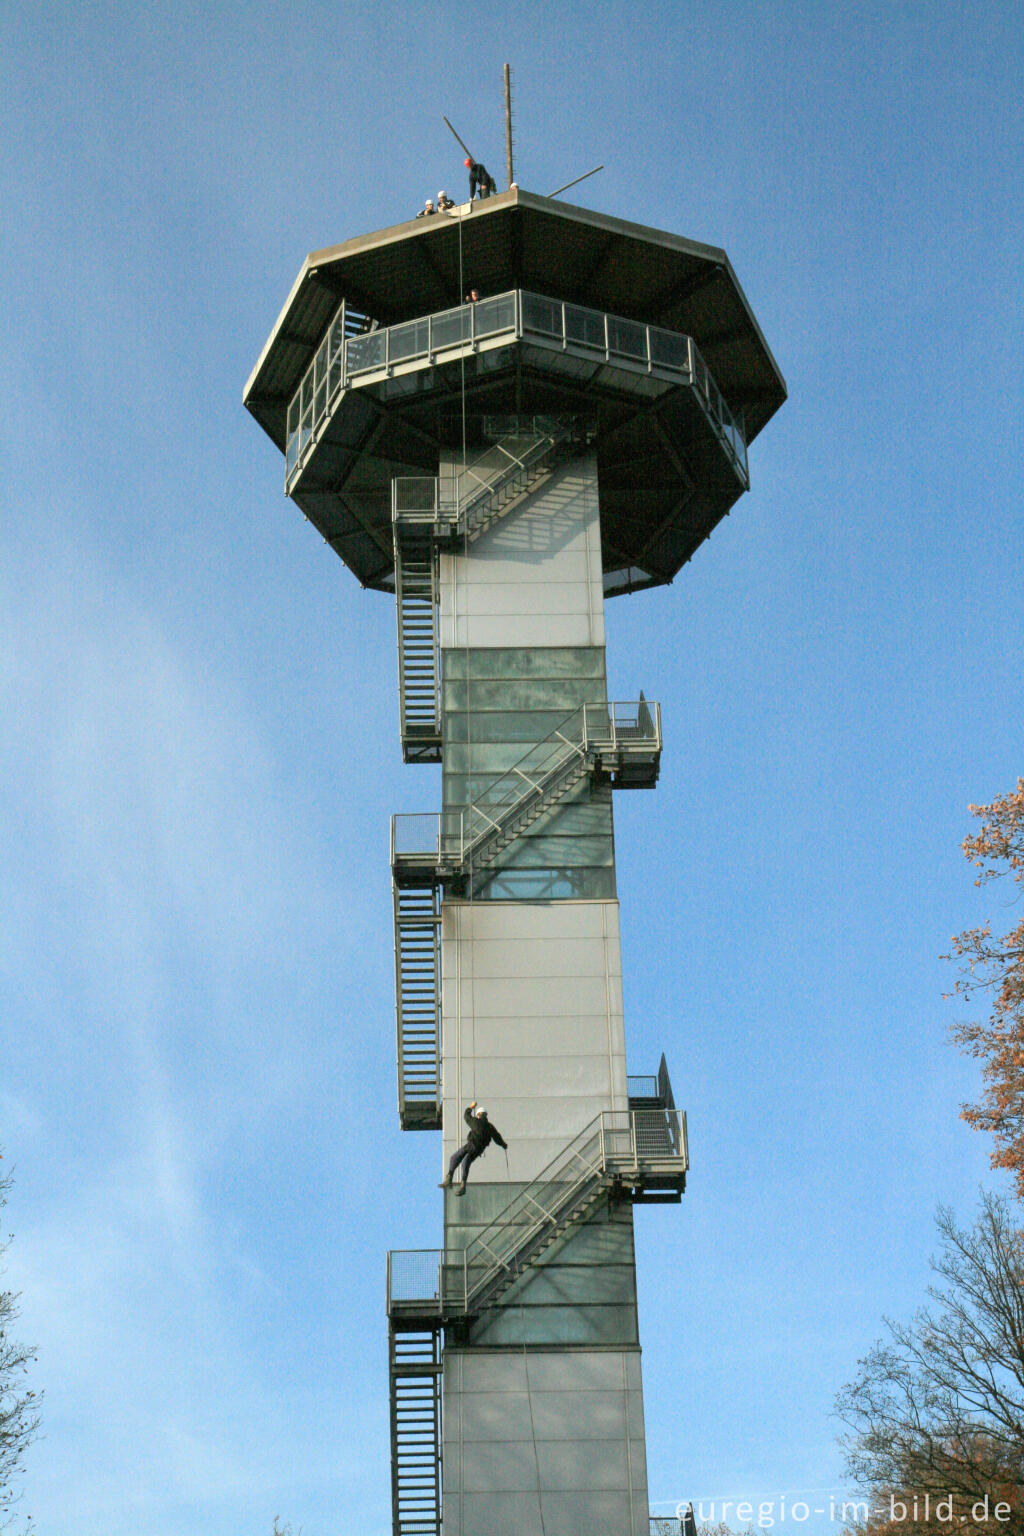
454,423,574,532
392,422,580,541
457,1115,607,1311
388,1109,688,1321
390,699,661,876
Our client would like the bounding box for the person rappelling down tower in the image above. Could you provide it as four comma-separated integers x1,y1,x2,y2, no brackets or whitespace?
440,1102,508,1195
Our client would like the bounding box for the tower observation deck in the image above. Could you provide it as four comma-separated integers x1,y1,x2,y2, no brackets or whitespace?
245,187,785,1536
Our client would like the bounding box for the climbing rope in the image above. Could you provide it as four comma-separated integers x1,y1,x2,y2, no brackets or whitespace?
508,1145,549,1536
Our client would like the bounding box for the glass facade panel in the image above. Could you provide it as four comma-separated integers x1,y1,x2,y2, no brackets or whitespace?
444,677,607,713
444,646,606,681
470,867,617,902
445,709,594,744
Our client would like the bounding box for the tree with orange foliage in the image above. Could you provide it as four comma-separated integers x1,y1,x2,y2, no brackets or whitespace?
948,778,1024,1195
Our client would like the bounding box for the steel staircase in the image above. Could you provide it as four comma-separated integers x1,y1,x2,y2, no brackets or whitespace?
388,1323,442,1536
391,422,585,764
385,1105,686,1535
628,1054,680,1165
443,419,583,544
394,883,442,1131
387,1107,688,1333
390,701,661,1130
394,529,442,764
446,1107,687,1319
392,699,662,890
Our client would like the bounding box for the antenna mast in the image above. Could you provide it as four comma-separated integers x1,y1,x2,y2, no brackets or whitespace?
504,63,514,188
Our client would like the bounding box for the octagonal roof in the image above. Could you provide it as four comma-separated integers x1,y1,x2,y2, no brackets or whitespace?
245,189,786,451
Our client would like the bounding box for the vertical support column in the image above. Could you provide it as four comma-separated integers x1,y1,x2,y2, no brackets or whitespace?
437,447,650,1536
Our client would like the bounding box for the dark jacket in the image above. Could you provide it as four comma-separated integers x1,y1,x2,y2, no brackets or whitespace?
464,1105,507,1154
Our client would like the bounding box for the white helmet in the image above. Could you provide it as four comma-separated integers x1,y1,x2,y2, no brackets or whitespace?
438,190,447,201
475,1105,487,1117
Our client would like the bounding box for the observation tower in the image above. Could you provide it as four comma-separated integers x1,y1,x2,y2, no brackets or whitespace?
245,186,785,1536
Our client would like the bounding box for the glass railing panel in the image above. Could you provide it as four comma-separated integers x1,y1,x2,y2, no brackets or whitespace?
607,315,647,361
649,328,690,373
328,313,344,360
388,317,430,363
564,304,606,350
521,292,563,338
345,330,386,374
692,351,709,401
473,294,515,336
430,305,472,351
313,335,328,388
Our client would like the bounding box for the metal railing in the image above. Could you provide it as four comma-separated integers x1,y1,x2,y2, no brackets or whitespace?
391,700,662,873
387,1108,688,1321
387,1249,443,1317
628,1054,677,1111
392,420,579,540
284,289,748,492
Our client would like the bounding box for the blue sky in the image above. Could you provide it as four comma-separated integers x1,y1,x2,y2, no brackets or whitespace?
2,1,1022,1531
